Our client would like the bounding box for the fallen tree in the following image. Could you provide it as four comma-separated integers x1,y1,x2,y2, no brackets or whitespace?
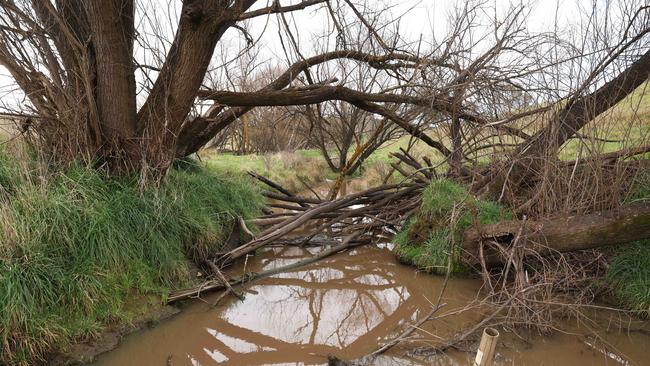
475,48,650,199
461,201,650,266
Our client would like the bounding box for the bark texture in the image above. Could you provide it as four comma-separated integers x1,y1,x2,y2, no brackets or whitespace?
84,0,139,168
461,202,650,265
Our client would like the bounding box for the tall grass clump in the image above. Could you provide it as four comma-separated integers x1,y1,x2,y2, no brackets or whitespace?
0,145,21,200
606,169,650,312
393,179,511,274
606,240,650,313
0,151,263,365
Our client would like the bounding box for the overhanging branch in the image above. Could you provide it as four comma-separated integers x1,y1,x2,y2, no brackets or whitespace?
176,50,459,156
198,85,453,156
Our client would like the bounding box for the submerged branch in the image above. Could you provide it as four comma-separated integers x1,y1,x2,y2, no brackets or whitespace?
168,233,367,303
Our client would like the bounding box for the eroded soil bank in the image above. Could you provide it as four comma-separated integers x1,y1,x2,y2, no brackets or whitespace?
92,244,650,366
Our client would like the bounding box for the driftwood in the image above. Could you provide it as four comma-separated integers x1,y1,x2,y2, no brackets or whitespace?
218,182,424,266
237,152,436,258
168,233,367,303
170,155,434,303
462,201,650,265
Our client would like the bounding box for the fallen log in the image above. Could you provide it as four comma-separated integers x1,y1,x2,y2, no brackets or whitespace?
461,201,650,265
474,49,650,198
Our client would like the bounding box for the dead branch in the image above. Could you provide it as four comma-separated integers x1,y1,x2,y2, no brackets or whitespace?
168,233,366,303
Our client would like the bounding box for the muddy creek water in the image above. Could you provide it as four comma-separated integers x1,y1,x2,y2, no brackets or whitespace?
95,244,650,365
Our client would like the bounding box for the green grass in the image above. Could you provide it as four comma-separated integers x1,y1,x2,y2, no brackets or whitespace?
202,149,331,192
605,167,650,313
606,240,650,313
0,149,263,365
199,126,451,193
393,179,511,274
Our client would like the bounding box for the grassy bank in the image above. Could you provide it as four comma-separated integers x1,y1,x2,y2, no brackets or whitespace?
0,147,263,365
393,179,511,274
395,178,650,312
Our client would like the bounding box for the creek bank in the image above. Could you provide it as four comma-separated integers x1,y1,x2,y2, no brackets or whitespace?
392,178,511,273
51,296,179,365
392,178,650,313
0,148,264,365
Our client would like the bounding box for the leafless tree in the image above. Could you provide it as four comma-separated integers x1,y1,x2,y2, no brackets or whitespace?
0,0,647,198
0,0,337,178
303,60,404,176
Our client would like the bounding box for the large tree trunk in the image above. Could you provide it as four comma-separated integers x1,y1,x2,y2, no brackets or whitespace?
476,50,650,198
27,0,256,174
137,0,255,170
3,0,337,177
461,202,650,266
84,0,139,170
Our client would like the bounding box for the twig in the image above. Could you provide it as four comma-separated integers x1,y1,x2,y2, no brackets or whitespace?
205,259,244,301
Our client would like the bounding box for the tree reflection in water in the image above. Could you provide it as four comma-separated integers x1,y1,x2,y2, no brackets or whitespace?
195,245,450,365
95,245,650,366
95,245,480,366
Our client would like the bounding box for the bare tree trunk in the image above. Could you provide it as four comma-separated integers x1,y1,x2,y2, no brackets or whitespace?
84,0,139,169
137,1,255,169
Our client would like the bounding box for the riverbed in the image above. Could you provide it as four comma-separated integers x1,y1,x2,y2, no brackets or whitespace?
94,243,650,365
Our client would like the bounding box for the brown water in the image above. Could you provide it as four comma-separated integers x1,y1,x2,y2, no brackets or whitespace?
94,244,650,366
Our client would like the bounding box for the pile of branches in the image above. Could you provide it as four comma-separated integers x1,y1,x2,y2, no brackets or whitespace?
167,147,648,365
168,151,435,303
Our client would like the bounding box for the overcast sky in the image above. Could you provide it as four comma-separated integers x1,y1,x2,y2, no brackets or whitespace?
217,0,583,71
